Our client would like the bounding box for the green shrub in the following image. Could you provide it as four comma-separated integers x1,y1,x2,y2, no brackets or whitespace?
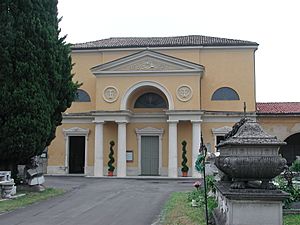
206,175,216,193
187,189,217,217
291,159,300,172
108,141,115,172
274,175,300,208
187,189,205,205
181,140,189,173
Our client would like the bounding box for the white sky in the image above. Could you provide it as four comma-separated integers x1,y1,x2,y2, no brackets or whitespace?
58,0,300,102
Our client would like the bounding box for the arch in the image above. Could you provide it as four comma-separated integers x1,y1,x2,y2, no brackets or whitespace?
211,87,240,101
134,92,168,108
121,81,174,110
74,89,91,102
279,133,300,166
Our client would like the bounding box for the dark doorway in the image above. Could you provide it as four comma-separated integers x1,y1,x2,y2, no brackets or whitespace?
69,136,85,174
279,133,300,166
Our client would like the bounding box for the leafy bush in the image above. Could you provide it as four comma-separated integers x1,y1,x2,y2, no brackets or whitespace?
187,189,217,217
291,159,300,172
187,189,205,205
206,175,216,193
275,175,300,208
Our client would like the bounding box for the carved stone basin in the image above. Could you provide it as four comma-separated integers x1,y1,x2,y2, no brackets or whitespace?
215,118,287,189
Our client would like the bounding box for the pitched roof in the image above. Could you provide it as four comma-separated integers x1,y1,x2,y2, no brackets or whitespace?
256,102,300,114
71,35,258,50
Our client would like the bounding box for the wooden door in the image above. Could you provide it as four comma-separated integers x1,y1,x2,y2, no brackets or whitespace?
141,136,159,175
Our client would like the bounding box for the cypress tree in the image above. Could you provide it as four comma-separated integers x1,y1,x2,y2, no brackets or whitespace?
0,0,78,171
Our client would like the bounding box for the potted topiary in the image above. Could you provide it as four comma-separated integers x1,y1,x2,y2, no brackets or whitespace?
108,141,115,176
181,140,189,177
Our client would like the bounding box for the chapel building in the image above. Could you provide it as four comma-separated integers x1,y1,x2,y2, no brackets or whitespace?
46,35,300,177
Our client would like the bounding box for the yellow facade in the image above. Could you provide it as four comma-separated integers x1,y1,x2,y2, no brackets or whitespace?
48,36,260,177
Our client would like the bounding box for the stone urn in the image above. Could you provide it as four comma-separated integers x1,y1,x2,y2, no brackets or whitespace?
215,118,287,189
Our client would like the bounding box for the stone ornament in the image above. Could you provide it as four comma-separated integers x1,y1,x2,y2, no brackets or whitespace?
111,57,183,72
215,118,287,189
103,86,119,103
176,85,193,102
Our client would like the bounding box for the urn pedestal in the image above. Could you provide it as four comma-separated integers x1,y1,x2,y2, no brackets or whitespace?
213,182,289,225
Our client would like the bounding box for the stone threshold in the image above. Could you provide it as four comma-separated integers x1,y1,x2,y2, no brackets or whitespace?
283,209,300,215
45,174,200,180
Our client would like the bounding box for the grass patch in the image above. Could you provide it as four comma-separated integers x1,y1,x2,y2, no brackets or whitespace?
161,192,216,225
0,187,64,213
284,214,300,225
161,191,300,225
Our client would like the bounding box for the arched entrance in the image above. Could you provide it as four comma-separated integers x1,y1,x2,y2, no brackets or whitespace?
279,133,300,166
125,83,169,176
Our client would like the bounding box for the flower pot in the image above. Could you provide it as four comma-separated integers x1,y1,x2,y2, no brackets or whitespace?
182,171,188,177
108,171,114,176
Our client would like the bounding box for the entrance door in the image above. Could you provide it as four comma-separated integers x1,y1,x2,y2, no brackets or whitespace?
69,136,85,174
141,136,159,175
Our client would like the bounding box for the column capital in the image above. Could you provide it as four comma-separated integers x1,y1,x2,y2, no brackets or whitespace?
167,120,179,124
116,120,128,124
191,120,203,124
92,120,105,124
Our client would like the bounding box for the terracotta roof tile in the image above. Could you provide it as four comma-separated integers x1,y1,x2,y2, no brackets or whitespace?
256,102,300,114
71,35,258,50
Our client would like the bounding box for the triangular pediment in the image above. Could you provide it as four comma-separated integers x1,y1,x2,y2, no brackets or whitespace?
91,50,204,75
212,126,232,135
63,127,90,136
135,127,164,135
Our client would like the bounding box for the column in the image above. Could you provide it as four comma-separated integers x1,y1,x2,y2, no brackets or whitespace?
84,135,89,175
117,121,127,177
192,120,202,177
94,122,104,177
168,120,178,178
63,135,68,173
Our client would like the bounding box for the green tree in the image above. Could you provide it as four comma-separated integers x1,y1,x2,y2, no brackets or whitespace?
0,0,78,172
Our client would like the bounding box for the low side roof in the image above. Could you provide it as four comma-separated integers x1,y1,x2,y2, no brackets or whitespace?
257,102,300,114
71,35,258,50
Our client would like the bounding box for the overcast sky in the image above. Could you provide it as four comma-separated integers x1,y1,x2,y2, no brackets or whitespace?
57,0,300,102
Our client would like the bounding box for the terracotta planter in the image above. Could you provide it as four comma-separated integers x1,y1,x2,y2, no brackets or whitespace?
108,171,114,176
182,171,188,177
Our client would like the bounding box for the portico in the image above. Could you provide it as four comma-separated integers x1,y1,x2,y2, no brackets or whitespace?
92,109,203,177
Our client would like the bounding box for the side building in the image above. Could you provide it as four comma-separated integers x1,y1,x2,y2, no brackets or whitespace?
257,102,300,166
47,35,258,177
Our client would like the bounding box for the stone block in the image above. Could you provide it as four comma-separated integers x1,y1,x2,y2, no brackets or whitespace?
0,171,11,182
213,182,289,225
27,167,44,177
28,175,45,186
